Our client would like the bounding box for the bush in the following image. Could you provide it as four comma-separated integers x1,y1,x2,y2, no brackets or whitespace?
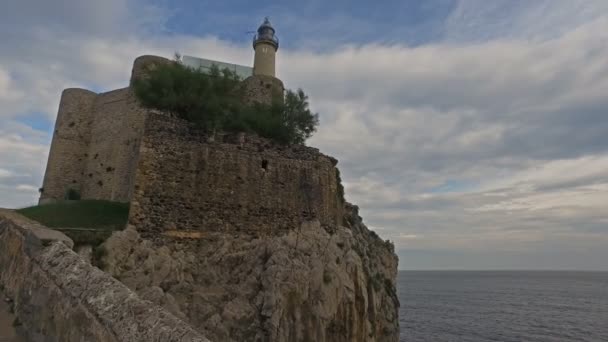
133,58,319,145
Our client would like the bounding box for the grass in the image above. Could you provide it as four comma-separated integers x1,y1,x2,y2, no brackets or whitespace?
17,200,130,246
17,200,129,230
17,200,129,229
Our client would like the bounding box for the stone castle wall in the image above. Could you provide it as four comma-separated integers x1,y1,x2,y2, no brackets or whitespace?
39,87,148,203
40,55,339,237
79,88,148,201
39,54,283,203
241,74,284,106
39,88,97,203
40,55,168,204
129,113,343,239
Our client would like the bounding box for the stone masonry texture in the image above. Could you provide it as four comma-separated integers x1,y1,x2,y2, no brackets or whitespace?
0,209,211,342
129,112,343,239
33,54,400,341
39,54,169,204
40,55,286,205
241,74,285,106
39,87,148,203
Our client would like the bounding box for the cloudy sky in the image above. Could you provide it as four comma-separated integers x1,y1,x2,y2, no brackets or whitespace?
1,0,607,270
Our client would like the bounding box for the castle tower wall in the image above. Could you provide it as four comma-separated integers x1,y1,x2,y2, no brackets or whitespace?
79,88,148,202
39,88,97,203
253,42,277,77
128,113,343,239
39,55,173,204
130,55,172,86
241,75,284,106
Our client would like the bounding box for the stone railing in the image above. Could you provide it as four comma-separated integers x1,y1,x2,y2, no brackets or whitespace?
0,209,211,342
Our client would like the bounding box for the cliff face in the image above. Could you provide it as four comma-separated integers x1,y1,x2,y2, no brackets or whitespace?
0,210,210,342
100,202,399,342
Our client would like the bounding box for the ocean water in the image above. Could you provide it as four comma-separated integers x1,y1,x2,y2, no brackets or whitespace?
398,271,608,342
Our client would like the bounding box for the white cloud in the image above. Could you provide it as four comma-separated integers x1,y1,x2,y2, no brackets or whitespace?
445,0,608,42
0,0,607,269
16,184,39,192
0,169,12,178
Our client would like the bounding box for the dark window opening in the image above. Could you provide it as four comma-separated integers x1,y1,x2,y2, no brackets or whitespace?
262,160,269,170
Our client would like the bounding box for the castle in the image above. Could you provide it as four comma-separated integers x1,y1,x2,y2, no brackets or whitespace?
3,18,400,342
39,18,343,236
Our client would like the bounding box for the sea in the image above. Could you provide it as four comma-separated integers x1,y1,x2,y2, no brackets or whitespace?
398,271,608,342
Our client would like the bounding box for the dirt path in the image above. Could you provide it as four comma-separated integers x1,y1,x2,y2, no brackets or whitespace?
0,291,23,342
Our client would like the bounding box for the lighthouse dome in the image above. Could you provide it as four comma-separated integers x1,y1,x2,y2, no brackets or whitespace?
253,17,279,50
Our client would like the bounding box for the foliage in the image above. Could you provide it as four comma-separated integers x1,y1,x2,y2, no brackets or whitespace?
17,200,129,230
134,60,242,131
133,59,319,145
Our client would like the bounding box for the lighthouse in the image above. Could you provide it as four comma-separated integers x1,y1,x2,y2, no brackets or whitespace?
253,17,279,77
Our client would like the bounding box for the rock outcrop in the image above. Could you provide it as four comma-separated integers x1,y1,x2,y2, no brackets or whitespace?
0,209,210,342
100,203,399,342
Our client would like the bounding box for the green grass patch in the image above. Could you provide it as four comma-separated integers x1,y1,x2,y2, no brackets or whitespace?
17,200,129,247
17,200,129,230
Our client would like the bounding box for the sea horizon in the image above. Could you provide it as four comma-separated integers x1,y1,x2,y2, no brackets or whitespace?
398,270,608,341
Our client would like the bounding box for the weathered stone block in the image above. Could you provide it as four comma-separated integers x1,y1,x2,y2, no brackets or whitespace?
0,210,211,342
128,113,343,239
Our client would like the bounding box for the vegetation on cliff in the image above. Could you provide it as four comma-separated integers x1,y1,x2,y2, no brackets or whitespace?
133,59,319,145
17,200,129,245
18,200,129,229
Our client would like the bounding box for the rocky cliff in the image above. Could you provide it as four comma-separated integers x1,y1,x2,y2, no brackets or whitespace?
99,202,399,341
0,210,210,342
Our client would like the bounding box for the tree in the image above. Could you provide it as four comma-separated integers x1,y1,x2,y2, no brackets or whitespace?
133,58,319,145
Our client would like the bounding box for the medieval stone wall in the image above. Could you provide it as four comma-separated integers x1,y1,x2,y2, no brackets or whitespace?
40,55,287,204
241,74,284,106
80,88,148,202
39,88,97,203
129,112,343,239
130,55,172,86
40,87,148,203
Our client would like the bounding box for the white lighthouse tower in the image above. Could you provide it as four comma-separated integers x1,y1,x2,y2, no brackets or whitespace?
253,17,279,77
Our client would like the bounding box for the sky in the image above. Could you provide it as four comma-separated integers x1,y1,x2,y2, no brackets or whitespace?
1,0,607,270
